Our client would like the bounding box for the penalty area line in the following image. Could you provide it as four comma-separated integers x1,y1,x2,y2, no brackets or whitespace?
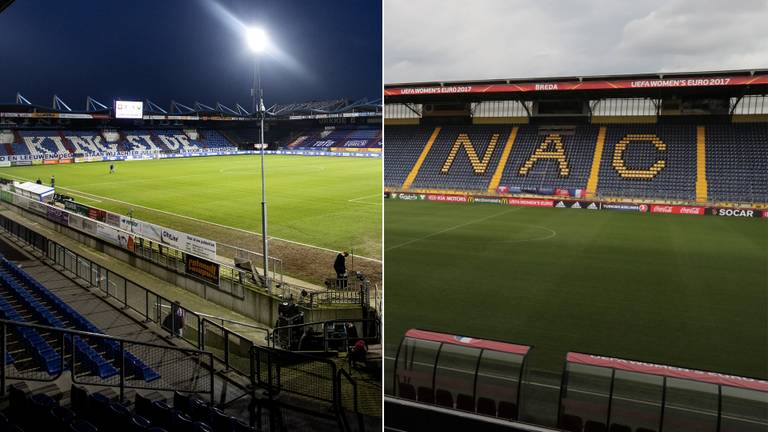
385,208,521,251
348,193,382,205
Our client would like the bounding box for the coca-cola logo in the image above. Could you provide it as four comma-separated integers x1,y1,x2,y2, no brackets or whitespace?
654,206,673,213
679,207,703,215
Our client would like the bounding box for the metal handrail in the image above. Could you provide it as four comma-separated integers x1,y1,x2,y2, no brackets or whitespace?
0,318,215,402
268,318,381,353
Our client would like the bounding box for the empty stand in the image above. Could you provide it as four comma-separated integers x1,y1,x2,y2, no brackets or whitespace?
409,125,513,191
0,256,159,381
2,383,254,432
2,129,236,158
384,126,436,188
706,123,768,204
386,122,767,204
596,125,698,201
498,126,598,193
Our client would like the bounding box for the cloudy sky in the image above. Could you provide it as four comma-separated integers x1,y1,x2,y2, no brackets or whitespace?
385,0,768,83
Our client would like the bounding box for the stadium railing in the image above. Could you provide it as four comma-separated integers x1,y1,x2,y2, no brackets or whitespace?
0,318,214,403
251,344,366,432
0,214,375,428
268,318,381,354
385,396,560,432
199,318,255,377
0,213,270,374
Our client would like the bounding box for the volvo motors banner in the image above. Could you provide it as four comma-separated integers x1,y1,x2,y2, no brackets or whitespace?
185,254,219,285
426,194,468,203
709,208,761,218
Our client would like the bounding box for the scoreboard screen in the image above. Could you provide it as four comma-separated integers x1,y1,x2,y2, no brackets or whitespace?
115,101,143,119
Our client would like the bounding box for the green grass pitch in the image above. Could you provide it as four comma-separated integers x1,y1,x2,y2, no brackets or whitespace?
0,155,382,259
384,200,767,379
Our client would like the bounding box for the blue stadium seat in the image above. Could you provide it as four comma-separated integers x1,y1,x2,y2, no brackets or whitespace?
386,123,768,205
0,258,159,381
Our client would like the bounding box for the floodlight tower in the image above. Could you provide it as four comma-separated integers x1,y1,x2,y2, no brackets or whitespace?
247,26,271,293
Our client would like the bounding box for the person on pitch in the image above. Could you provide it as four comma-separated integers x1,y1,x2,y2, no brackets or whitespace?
109,163,115,174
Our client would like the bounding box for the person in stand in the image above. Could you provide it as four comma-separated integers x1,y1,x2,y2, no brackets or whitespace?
50,175,55,188
109,163,115,174
171,300,185,337
349,338,368,368
333,251,349,288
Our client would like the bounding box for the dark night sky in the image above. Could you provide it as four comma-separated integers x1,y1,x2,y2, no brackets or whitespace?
0,0,381,110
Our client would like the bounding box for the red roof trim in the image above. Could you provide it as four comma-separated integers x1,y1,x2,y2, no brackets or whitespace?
405,329,530,355
567,352,768,392
385,75,768,97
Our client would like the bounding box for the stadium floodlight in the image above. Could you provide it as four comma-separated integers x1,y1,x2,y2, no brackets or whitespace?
247,25,271,293
246,27,268,53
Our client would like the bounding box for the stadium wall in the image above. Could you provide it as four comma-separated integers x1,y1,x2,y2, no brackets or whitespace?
0,200,363,326
385,190,768,218
0,149,380,167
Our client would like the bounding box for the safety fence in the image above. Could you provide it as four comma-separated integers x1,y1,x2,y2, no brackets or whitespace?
0,208,376,428
0,213,268,375
0,319,214,403
251,345,367,432
268,319,381,354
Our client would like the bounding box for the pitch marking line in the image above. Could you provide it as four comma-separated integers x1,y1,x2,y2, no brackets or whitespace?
386,208,544,251
348,193,382,205
0,173,381,263
67,193,102,203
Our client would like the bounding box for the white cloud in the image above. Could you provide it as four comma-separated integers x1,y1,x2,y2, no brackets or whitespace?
385,0,768,83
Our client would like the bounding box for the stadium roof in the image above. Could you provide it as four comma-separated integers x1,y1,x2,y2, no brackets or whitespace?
385,69,768,100
267,98,382,117
0,94,381,121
